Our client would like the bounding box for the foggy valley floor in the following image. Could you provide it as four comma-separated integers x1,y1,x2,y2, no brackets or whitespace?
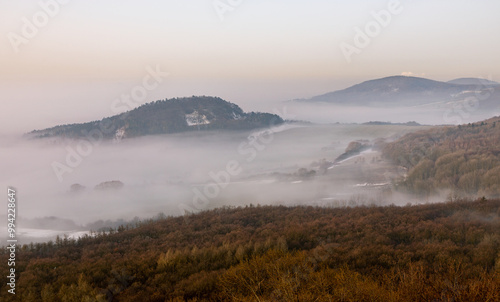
1,123,432,244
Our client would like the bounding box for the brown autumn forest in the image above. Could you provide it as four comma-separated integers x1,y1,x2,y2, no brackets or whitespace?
383,116,500,198
1,199,499,301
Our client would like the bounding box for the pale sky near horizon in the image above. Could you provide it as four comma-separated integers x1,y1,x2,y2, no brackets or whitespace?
1,0,499,133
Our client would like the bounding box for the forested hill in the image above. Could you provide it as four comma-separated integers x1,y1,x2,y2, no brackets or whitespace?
28,96,284,139
383,116,500,197
0,200,499,301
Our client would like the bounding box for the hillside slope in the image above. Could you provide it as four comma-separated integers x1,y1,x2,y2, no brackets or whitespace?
383,116,500,197
1,201,499,301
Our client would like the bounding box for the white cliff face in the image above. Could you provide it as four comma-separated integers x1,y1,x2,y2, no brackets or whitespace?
232,111,243,120
114,126,126,141
185,111,211,126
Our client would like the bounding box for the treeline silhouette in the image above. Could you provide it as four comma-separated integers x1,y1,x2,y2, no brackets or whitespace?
1,199,499,301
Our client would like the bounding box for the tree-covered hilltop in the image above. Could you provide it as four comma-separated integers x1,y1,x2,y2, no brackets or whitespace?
0,200,499,301
382,116,500,198
28,96,284,139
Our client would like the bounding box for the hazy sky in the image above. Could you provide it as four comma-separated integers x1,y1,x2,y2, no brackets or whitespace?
1,0,499,133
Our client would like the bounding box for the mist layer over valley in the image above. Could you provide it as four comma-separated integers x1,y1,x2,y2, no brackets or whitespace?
1,118,431,243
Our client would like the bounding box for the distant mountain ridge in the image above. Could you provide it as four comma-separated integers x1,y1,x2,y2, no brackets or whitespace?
447,78,499,86
29,96,284,139
301,75,500,109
